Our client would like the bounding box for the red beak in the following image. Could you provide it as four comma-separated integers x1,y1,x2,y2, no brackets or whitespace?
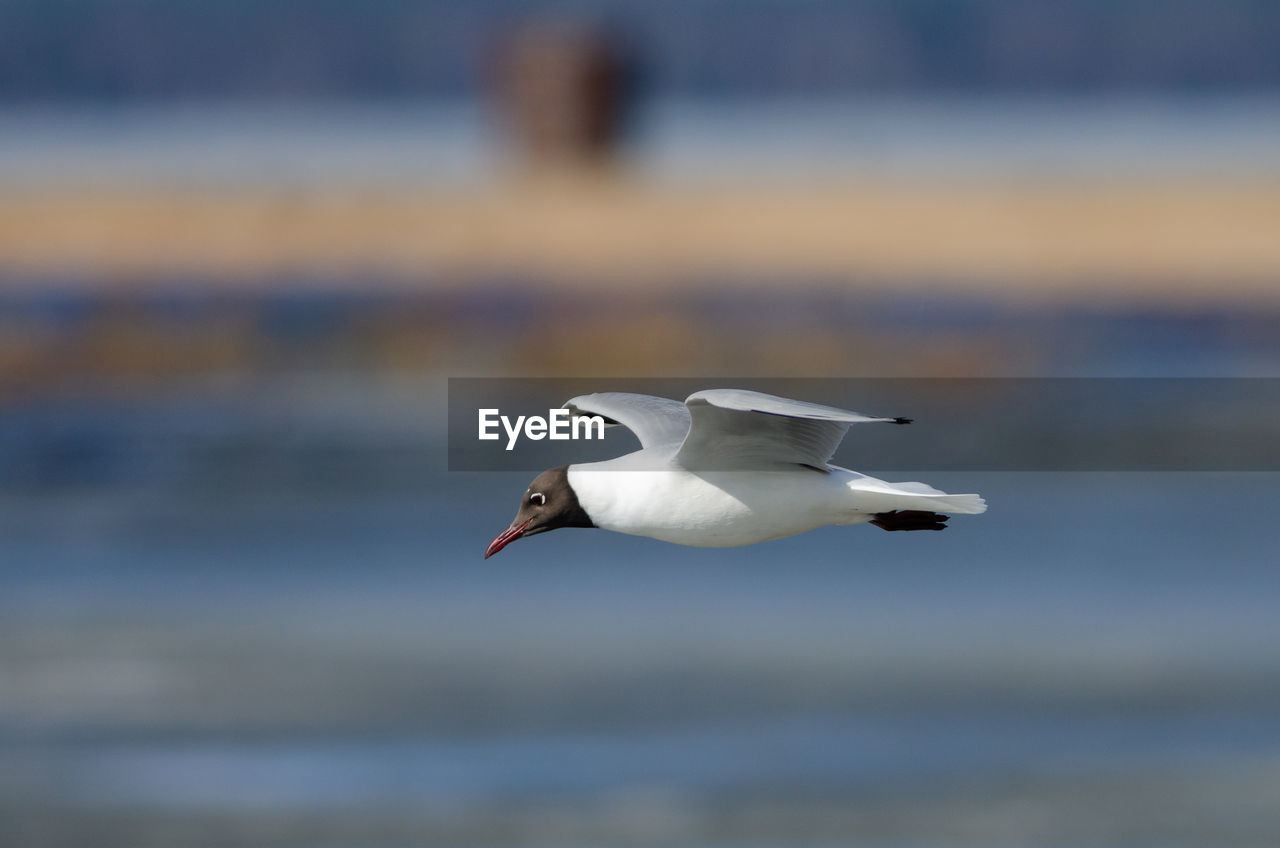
485,519,531,559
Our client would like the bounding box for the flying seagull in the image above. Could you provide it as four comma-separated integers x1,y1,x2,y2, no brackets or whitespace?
485,389,986,557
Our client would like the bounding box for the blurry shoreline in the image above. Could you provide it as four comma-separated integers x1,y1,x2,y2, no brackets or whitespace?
3,285,1278,390
4,180,1280,303
3,95,1280,304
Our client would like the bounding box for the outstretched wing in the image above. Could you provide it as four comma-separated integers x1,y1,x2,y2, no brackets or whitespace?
675,388,910,470
562,392,691,451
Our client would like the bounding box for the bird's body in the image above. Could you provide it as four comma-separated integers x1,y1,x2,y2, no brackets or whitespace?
485,389,986,557
568,462,982,547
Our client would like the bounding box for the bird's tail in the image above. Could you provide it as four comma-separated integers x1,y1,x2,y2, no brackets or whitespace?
844,475,988,517
905,490,988,515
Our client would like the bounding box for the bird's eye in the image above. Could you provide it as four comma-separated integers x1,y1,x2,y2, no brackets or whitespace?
529,492,546,505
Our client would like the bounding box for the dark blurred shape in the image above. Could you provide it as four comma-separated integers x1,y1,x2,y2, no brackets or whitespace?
490,21,635,170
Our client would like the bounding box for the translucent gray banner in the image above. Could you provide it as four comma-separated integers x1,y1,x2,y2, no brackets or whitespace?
448,378,1280,472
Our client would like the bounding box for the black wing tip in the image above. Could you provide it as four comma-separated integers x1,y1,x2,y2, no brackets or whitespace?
893,417,913,425
564,404,621,427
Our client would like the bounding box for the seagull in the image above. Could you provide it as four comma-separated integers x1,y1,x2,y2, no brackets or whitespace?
485,389,986,557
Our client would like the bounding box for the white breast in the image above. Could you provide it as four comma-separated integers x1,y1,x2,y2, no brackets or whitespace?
568,461,854,547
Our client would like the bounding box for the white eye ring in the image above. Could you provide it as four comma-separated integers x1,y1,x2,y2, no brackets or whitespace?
529,492,546,505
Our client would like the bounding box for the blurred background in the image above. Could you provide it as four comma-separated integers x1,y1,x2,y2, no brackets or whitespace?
3,1,1280,846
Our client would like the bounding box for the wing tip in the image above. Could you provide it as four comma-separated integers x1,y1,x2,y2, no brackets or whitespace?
561,398,621,427
893,417,912,425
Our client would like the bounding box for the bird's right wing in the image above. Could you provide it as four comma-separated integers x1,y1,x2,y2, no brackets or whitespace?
675,388,910,470
562,392,692,451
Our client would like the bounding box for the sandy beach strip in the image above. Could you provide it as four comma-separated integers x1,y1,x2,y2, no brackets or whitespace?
3,179,1278,303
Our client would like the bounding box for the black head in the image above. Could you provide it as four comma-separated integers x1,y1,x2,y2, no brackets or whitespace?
484,466,595,558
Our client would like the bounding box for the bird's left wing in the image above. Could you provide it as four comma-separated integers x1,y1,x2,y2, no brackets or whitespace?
674,389,910,470
562,392,691,451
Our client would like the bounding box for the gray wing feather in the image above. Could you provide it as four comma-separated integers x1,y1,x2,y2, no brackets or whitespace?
675,389,908,470
562,392,691,450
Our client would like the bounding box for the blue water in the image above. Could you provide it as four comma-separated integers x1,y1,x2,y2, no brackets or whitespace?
4,446,1280,845
1,295,1279,847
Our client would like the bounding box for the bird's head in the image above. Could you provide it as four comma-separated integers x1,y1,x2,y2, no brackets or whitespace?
484,466,595,558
